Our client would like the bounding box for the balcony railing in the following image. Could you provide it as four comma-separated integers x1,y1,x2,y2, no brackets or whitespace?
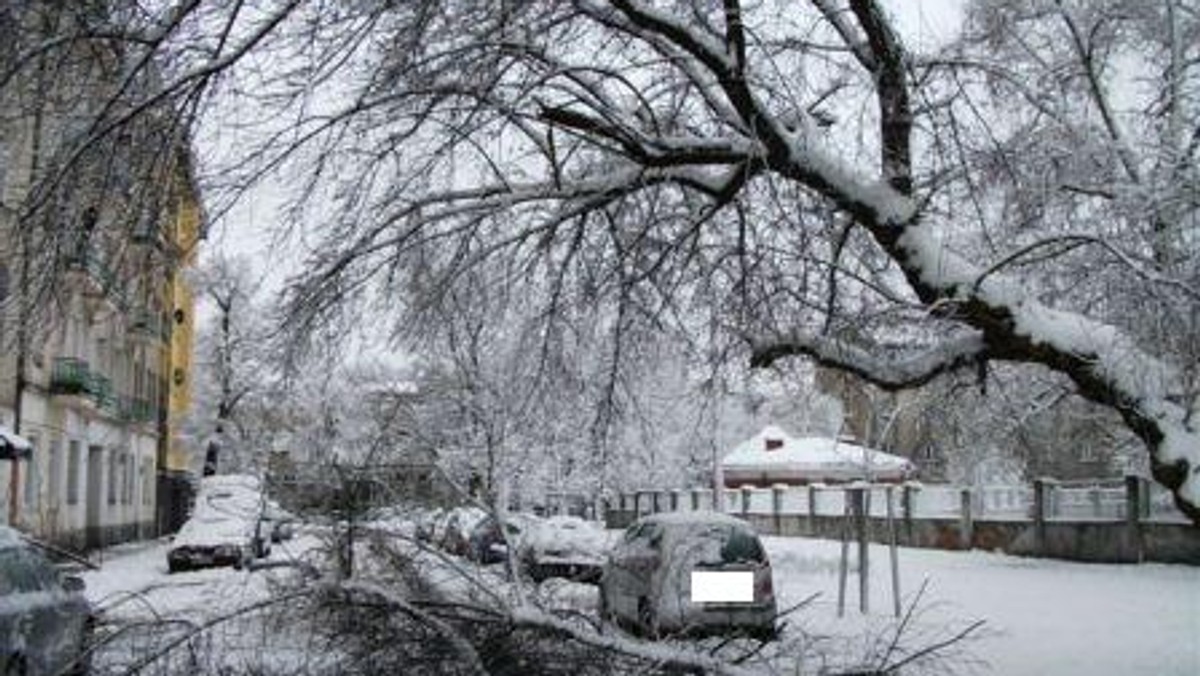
129,309,167,345
49,358,158,424
50,357,89,395
65,242,128,310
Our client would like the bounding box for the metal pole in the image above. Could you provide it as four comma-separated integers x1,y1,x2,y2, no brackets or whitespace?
837,490,850,618
887,485,901,617
854,488,869,614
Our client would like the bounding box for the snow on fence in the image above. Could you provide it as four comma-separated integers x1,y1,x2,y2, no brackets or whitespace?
812,485,845,516
779,486,809,514
746,487,774,514
1046,482,1126,521
911,485,962,518
977,485,1034,518
616,476,1190,526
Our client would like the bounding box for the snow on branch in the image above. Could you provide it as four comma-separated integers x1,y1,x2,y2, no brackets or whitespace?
750,332,986,391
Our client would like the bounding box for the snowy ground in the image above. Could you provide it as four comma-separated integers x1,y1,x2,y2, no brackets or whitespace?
763,536,1200,675
78,530,1199,675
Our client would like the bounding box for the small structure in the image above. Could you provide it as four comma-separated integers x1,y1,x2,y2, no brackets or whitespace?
721,425,913,487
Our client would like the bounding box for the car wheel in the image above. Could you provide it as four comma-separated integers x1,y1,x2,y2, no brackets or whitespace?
67,618,96,676
597,587,611,623
168,559,185,574
3,655,28,676
637,598,658,639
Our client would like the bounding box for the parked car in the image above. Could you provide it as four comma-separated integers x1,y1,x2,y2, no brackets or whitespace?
467,513,539,564
413,507,445,543
0,527,94,675
168,474,271,573
520,515,608,583
599,512,776,639
431,506,490,557
262,501,297,543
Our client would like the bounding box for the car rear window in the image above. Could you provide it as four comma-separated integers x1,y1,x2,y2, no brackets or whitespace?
719,528,765,564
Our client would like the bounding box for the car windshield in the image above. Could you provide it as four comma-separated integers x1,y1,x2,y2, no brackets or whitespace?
0,546,55,594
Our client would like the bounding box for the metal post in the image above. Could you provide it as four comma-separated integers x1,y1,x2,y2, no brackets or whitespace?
772,485,784,535
886,485,901,617
1124,475,1145,563
960,488,973,550
849,486,869,614
837,495,850,618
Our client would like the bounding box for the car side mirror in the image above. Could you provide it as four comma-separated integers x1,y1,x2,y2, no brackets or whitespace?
62,575,86,593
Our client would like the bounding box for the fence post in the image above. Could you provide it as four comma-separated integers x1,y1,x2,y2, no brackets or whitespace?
652,491,662,514
959,488,973,550
772,485,784,535
902,483,917,544
741,486,751,518
1033,478,1048,556
1124,475,1145,563
807,484,817,535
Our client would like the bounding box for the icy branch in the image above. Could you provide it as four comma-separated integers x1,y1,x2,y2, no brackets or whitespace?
750,332,987,391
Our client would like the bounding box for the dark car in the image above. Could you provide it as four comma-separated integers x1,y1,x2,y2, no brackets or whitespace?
0,527,93,675
467,513,538,564
599,512,776,640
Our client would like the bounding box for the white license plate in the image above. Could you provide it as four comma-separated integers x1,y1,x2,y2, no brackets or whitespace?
691,570,754,603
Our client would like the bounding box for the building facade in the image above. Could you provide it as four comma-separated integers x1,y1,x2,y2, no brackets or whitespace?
0,2,201,549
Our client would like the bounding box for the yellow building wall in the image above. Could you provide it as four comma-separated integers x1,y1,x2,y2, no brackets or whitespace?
163,166,202,474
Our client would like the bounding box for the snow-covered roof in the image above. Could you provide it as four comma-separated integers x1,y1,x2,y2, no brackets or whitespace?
0,424,32,459
722,426,912,481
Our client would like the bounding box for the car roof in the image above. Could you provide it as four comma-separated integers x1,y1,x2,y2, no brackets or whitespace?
0,525,28,548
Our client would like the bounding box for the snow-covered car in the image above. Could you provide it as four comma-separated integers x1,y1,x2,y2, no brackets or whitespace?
262,501,296,543
168,474,271,573
467,513,540,564
519,515,608,583
599,512,776,640
413,507,445,543
1,527,94,675
431,506,490,557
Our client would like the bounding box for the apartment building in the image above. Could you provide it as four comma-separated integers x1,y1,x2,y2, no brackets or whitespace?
0,2,201,549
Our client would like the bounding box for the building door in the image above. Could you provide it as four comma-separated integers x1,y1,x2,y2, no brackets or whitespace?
86,445,104,549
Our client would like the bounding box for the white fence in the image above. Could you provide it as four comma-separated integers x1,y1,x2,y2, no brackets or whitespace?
620,477,1191,524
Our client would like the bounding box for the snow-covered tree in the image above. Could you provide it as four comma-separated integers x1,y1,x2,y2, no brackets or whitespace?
8,1,1195,521
189,253,273,474
232,1,1198,520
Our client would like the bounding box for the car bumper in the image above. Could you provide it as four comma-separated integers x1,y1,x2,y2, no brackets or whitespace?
670,602,777,636
168,545,245,570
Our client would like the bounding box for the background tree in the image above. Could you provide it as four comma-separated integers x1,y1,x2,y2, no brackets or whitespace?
9,1,1194,518
202,1,1197,519
189,253,271,474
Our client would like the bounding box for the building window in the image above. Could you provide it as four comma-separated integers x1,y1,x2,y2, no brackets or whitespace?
1079,444,1098,462
107,450,118,505
67,441,81,506
124,452,135,505
141,459,154,506
23,435,39,509
47,439,63,503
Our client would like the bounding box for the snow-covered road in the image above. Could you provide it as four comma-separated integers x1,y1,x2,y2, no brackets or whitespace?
77,530,1199,675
